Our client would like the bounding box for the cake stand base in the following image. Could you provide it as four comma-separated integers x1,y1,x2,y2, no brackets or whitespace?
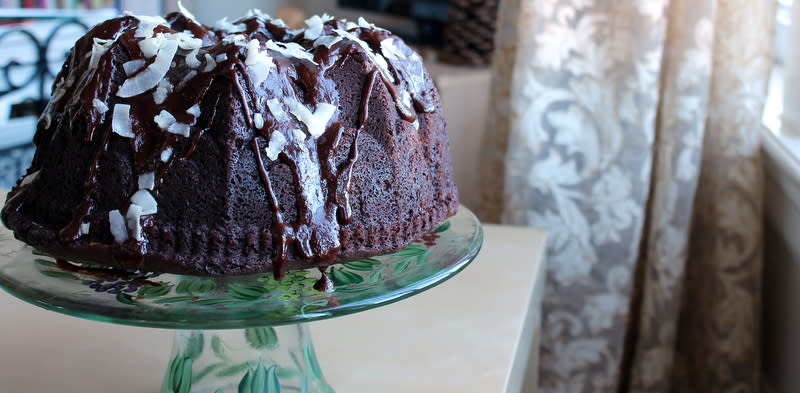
161,326,332,393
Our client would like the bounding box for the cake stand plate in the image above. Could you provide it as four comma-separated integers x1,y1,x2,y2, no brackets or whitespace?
0,206,482,393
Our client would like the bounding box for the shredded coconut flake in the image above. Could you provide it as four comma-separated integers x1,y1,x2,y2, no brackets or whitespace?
112,104,133,137
177,0,197,21
292,129,307,144
333,29,394,83
289,102,337,138
345,21,358,30
222,34,247,46
265,130,287,160
185,48,201,68
265,41,316,64
358,17,374,29
19,170,39,187
178,70,198,88
138,172,155,190
267,99,285,118
160,147,173,162
381,38,405,61
131,190,157,215
119,39,178,97
123,59,146,75
215,53,228,62
167,122,191,137
187,104,201,117
202,53,217,72
92,98,109,114
253,113,265,129
154,110,177,130
89,37,115,70
176,32,202,50
313,35,342,48
126,204,144,241
80,222,90,236
412,119,420,130
153,79,173,105
108,210,128,243
304,15,325,40
214,17,246,33
133,14,168,38
138,33,168,58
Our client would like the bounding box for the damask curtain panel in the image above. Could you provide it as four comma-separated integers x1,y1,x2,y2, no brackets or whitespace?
477,0,774,392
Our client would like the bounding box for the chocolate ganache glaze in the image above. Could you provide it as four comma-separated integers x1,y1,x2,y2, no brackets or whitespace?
1,11,459,278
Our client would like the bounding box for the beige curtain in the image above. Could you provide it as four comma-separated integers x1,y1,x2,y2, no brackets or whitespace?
478,0,774,392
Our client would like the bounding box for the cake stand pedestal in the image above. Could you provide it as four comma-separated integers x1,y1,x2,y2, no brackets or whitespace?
0,207,482,393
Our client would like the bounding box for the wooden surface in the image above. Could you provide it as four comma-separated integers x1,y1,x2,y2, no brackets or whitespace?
0,188,545,393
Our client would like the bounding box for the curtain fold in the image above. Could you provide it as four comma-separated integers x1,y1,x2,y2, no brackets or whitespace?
479,0,774,392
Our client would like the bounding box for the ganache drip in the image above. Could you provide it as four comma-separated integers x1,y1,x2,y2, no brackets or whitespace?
5,10,436,277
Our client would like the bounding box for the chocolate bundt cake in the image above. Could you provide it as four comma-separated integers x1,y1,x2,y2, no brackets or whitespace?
1,10,459,278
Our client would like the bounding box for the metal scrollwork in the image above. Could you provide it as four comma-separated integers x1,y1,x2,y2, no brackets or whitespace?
0,18,89,116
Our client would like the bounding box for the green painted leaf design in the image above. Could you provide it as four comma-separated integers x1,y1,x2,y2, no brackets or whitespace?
40,270,79,279
34,258,56,267
239,362,280,393
214,390,224,393
393,258,413,275
343,258,381,271
434,221,451,233
227,284,269,300
185,332,204,360
238,368,253,393
116,292,137,305
415,250,431,267
391,244,427,257
245,327,278,349
216,363,250,377
154,296,195,304
193,363,222,382
329,267,364,286
211,335,227,359
138,283,173,298
276,367,299,379
176,278,217,294
368,269,383,283
166,356,193,393
303,340,323,381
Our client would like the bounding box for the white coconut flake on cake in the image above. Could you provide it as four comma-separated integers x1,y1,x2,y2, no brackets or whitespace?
313,35,342,48
267,98,285,118
177,0,197,21
153,79,173,105
265,130,287,160
254,112,264,129
265,41,316,64
380,38,405,61
160,147,173,162
167,122,191,137
215,53,228,63
112,104,134,137
332,29,394,83
289,102,336,138
138,33,168,58
303,15,325,40
131,190,157,215
245,40,274,86
108,209,128,243
187,104,201,117
202,53,217,72
89,37,115,70
119,38,178,97
175,32,202,50
154,109,177,130
138,172,155,190
126,204,144,241
132,14,168,38
222,33,247,46
292,129,307,145
92,98,109,113
185,48,201,68
19,170,39,187
123,59,146,75
80,222,91,236
215,17,246,33
178,70,198,88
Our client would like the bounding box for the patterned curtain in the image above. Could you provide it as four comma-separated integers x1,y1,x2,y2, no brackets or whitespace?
477,0,774,392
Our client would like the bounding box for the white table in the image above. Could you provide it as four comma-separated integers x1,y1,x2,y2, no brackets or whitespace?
0,219,546,393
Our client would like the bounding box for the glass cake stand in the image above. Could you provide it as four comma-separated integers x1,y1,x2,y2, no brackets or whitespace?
0,206,482,393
